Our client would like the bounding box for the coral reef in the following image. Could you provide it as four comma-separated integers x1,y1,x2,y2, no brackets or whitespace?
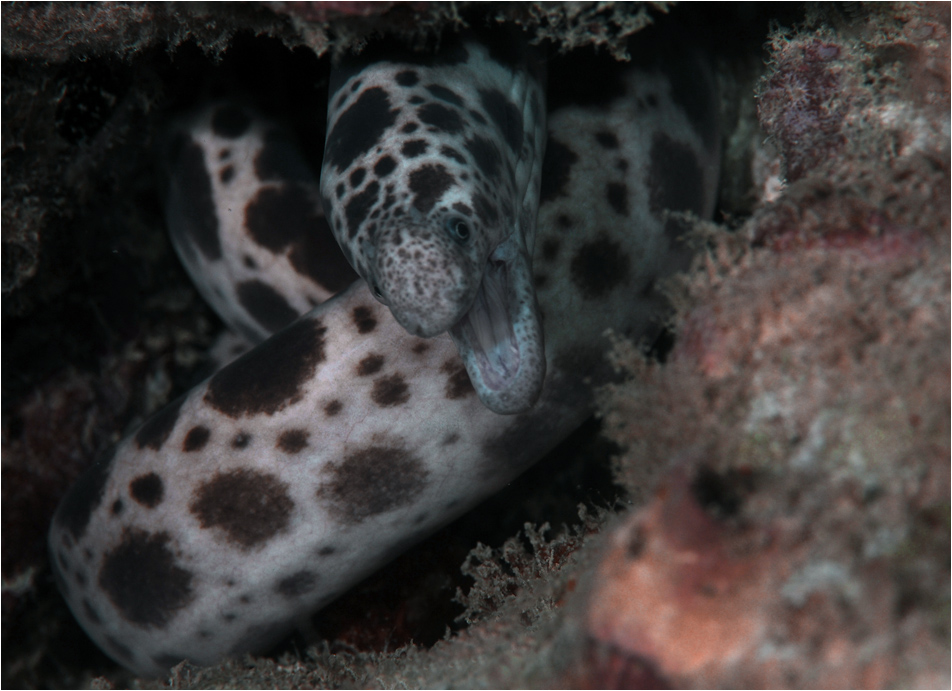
587,4,950,687
2,2,948,688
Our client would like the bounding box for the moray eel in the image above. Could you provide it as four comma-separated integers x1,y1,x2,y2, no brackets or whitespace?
320,35,547,415
48,36,720,678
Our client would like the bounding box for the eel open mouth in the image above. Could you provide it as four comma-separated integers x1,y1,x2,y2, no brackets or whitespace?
449,239,545,415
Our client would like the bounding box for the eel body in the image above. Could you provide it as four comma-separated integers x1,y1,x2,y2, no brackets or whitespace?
49,38,720,678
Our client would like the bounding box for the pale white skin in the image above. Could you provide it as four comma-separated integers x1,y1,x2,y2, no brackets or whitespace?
49,53,720,678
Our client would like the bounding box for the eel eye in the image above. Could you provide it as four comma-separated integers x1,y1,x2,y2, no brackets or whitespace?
445,216,470,244
371,283,386,303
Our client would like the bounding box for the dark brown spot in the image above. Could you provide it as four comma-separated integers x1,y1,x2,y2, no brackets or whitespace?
275,570,318,598
111,499,123,515
570,236,631,299
411,341,429,354
345,180,380,239
440,360,474,399
395,70,418,87
349,167,366,188
182,425,211,452
401,139,428,157
539,136,578,203
452,202,472,217
325,87,399,172
130,473,164,508
606,182,629,216
317,444,428,524
54,447,115,540
287,213,358,293
245,184,358,293
401,121,418,134
374,155,396,177
352,305,377,333
595,131,619,148
219,165,235,184
236,280,300,334
190,469,294,549
442,433,460,446
417,102,464,133
243,185,324,250
277,429,309,454
372,374,410,406
357,353,385,376
135,395,186,451
98,529,194,628
324,400,343,416
205,318,326,417
409,164,454,214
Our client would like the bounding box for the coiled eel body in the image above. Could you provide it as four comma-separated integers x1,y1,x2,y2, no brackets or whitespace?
48,35,720,677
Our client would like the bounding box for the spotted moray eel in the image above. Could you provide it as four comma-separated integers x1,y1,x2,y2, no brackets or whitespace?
320,36,547,414
48,36,720,678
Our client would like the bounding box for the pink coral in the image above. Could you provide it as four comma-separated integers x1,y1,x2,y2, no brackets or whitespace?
585,467,775,685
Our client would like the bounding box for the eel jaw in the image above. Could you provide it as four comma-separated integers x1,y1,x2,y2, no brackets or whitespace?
450,237,545,415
